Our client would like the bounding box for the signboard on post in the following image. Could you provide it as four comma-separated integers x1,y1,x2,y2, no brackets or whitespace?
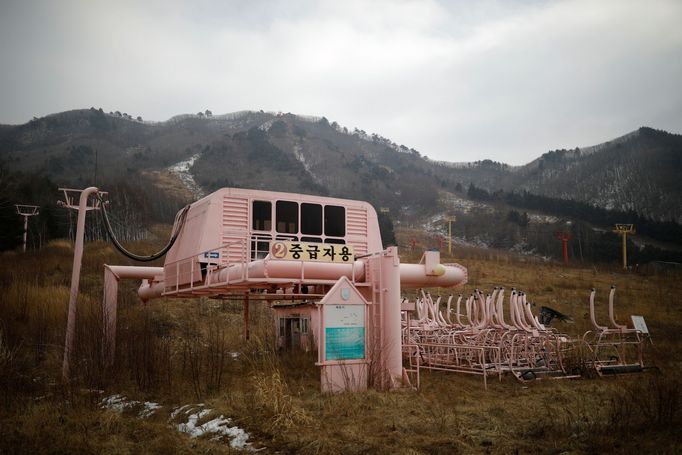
325,304,365,360
631,315,649,335
318,276,368,393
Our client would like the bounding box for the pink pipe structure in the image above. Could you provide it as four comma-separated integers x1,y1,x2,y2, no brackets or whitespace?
455,295,464,327
589,289,608,332
101,188,469,391
103,265,164,365
136,257,466,302
608,286,628,330
496,289,514,330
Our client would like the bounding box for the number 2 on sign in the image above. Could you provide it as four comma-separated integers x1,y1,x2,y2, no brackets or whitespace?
271,241,288,259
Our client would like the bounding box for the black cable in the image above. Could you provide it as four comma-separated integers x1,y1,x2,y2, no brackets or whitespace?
98,194,190,262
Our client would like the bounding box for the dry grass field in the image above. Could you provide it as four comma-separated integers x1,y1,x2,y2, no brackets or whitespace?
0,229,680,454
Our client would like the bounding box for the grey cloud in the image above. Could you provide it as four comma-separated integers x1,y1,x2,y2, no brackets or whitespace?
0,0,680,165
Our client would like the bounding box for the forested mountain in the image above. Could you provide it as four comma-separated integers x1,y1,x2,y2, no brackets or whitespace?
1,108,680,264
512,128,682,223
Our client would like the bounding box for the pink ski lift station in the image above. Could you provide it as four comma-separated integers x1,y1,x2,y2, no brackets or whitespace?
62,186,650,392
93,187,466,392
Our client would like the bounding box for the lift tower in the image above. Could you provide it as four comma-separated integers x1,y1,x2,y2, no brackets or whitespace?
15,204,39,252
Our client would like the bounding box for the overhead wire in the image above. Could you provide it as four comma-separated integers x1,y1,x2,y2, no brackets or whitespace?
97,193,190,262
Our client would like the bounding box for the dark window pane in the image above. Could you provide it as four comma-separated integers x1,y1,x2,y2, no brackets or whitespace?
325,238,346,244
301,203,322,235
252,201,271,231
275,234,298,241
324,205,345,237
301,237,322,243
250,234,272,260
276,201,298,233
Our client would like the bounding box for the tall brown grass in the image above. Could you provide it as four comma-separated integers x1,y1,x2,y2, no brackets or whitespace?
1,236,681,453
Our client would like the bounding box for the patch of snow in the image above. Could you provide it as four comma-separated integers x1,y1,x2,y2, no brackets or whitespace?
422,214,446,234
294,114,322,123
440,194,494,214
528,213,559,224
102,396,259,451
173,405,257,451
140,401,162,418
430,160,476,168
177,409,211,436
100,394,140,412
510,242,534,255
258,119,275,131
168,153,204,198
292,143,322,185
452,235,490,249
101,394,162,418
212,111,258,121
292,144,310,172
170,404,192,420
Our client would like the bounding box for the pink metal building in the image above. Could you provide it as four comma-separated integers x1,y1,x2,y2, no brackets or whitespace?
103,188,468,391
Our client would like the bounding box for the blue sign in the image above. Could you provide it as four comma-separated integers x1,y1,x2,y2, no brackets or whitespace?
324,304,365,361
325,327,365,360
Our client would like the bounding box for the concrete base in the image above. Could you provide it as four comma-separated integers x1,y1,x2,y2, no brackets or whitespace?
321,362,368,393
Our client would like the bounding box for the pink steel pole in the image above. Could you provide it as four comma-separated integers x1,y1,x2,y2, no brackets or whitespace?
380,246,403,388
62,186,99,382
589,289,607,332
608,286,627,330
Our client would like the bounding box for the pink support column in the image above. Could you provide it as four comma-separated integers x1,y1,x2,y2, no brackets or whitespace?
102,265,164,366
62,186,99,382
103,266,119,366
380,246,403,388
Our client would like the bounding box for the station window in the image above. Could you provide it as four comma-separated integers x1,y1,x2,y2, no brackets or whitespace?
301,203,322,235
324,205,345,237
276,201,298,234
251,234,271,260
252,201,271,231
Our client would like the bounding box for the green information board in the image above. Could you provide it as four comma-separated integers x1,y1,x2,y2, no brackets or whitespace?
324,304,365,361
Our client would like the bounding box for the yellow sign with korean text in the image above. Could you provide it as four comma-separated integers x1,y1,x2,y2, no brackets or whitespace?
269,241,354,263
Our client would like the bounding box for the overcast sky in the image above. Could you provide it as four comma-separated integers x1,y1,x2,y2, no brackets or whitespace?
0,0,680,165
